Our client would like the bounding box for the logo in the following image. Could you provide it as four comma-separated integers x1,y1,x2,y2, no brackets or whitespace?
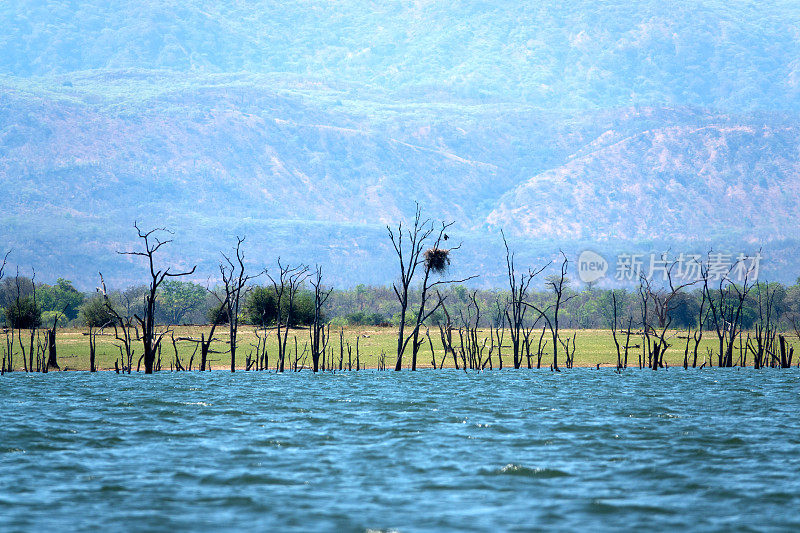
577,250,608,283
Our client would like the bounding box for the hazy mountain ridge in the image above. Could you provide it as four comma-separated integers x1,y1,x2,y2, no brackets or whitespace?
2,1,800,109
2,1,800,286
488,120,800,242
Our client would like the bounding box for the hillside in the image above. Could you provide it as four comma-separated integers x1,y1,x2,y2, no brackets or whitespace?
487,119,800,242
2,1,799,110
1,1,799,287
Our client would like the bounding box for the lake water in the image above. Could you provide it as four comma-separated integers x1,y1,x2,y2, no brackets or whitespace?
2,369,800,532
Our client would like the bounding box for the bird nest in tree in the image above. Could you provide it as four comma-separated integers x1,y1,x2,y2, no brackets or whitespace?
425,248,450,273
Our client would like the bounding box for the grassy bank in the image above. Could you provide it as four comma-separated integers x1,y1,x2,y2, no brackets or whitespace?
2,326,790,371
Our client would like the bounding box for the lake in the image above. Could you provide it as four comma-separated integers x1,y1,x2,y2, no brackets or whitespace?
2,369,799,531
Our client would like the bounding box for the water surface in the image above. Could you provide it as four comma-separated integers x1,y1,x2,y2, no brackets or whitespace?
2,369,799,531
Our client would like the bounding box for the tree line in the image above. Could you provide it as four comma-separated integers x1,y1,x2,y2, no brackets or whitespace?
1,207,799,373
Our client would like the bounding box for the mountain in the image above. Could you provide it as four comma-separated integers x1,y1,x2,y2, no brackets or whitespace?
1,1,799,287
488,113,800,242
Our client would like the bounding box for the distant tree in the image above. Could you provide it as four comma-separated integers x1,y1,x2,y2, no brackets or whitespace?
5,294,41,329
206,301,229,325
158,279,206,324
244,286,278,326
80,295,117,328
38,278,84,322
345,311,386,326
0,276,35,315
287,290,315,327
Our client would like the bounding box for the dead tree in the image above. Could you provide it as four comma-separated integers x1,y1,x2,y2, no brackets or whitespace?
251,327,269,371
117,223,196,374
457,290,490,370
44,303,69,371
748,282,778,369
789,315,800,368
524,253,572,371
214,237,259,372
704,253,757,367
437,296,458,370
387,205,436,371
388,205,475,371
269,259,309,372
0,251,7,373
309,266,332,372
537,252,573,370
560,332,577,369
88,323,103,373
99,283,138,373
490,297,506,369
690,263,710,368
536,326,548,368
778,335,794,368
502,231,547,369
425,328,441,369
638,261,697,370
610,291,623,370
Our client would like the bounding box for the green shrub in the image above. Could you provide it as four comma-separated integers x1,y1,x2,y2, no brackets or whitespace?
207,301,230,325
4,296,42,329
344,311,385,326
244,286,316,327
80,296,117,328
243,286,278,326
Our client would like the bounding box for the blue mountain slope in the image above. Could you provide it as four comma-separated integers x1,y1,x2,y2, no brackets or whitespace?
2,1,799,109
1,1,799,286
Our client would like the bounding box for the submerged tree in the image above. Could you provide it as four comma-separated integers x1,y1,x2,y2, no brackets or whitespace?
637,259,697,370
704,252,758,367
502,231,547,369
214,236,260,373
309,265,332,373
116,223,196,374
269,260,309,372
387,204,475,371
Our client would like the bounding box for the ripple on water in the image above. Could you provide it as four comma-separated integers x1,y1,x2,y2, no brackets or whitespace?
1,369,800,531
482,464,571,478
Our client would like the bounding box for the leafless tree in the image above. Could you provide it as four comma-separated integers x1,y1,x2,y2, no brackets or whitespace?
546,253,573,370
689,261,710,368
0,251,7,283
387,205,476,371
638,260,697,370
437,296,458,369
213,237,259,372
610,291,623,370
98,276,137,373
456,290,490,370
45,303,68,371
0,251,8,372
522,252,573,371
502,231,548,369
748,282,778,369
269,259,309,372
117,223,196,374
704,252,757,367
309,266,332,373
